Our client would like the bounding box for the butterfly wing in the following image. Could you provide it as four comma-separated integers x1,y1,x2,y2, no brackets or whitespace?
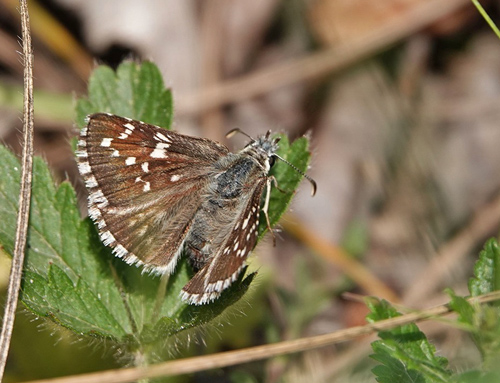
180,178,267,304
77,113,230,274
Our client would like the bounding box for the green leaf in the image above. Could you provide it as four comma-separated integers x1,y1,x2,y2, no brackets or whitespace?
454,370,500,383
75,61,173,129
447,239,500,371
469,239,500,298
371,349,425,383
447,290,475,327
259,134,313,236
0,61,312,364
366,298,451,383
0,145,254,348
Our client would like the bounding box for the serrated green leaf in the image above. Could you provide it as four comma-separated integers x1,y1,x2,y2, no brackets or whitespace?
447,289,500,371
1,61,312,364
371,347,425,383
448,240,500,371
366,298,451,383
469,239,500,298
75,61,173,129
447,290,475,326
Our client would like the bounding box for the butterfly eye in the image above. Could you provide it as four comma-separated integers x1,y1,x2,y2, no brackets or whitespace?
269,156,276,167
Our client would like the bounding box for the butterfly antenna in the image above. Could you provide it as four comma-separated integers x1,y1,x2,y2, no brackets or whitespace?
226,128,255,141
274,154,317,196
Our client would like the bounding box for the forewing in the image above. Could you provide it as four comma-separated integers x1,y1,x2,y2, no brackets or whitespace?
77,113,230,274
180,179,267,304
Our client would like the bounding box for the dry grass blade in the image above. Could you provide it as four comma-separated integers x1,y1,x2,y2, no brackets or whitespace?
0,0,34,379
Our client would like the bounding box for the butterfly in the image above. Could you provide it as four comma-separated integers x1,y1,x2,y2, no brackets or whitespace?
76,113,315,304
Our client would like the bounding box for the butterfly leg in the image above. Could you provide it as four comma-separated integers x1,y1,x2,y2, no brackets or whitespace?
262,176,276,246
270,175,287,194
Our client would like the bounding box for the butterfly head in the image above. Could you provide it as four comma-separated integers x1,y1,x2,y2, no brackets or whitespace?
226,128,317,195
246,130,281,169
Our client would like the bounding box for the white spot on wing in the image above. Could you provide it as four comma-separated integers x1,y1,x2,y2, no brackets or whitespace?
155,132,172,143
85,175,98,188
88,207,102,222
75,150,87,158
114,244,129,258
100,230,116,246
134,177,151,192
150,142,169,158
78,161,91,175
182,267,245,305
89,189,109,208
124,123,135,131
101,138,113,147
111,150,119,157
125,157,136,165
170,174,181,182
242,215,251,229
142,162,149,173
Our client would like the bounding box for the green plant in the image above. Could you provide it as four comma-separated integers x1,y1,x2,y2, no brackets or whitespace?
0,61,313,367
367,239,500,383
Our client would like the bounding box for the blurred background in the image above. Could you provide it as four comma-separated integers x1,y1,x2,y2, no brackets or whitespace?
1,0,500,382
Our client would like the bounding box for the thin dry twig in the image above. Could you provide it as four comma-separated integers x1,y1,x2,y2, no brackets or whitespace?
0,0,34,380
175,0,470,115
20,291,500,383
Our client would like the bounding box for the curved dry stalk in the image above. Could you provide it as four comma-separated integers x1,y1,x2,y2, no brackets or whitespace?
20,291,500,383
0,0,34,379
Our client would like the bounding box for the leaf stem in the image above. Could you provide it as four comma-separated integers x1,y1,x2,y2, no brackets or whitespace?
109,262,139,341
151,273,169,325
